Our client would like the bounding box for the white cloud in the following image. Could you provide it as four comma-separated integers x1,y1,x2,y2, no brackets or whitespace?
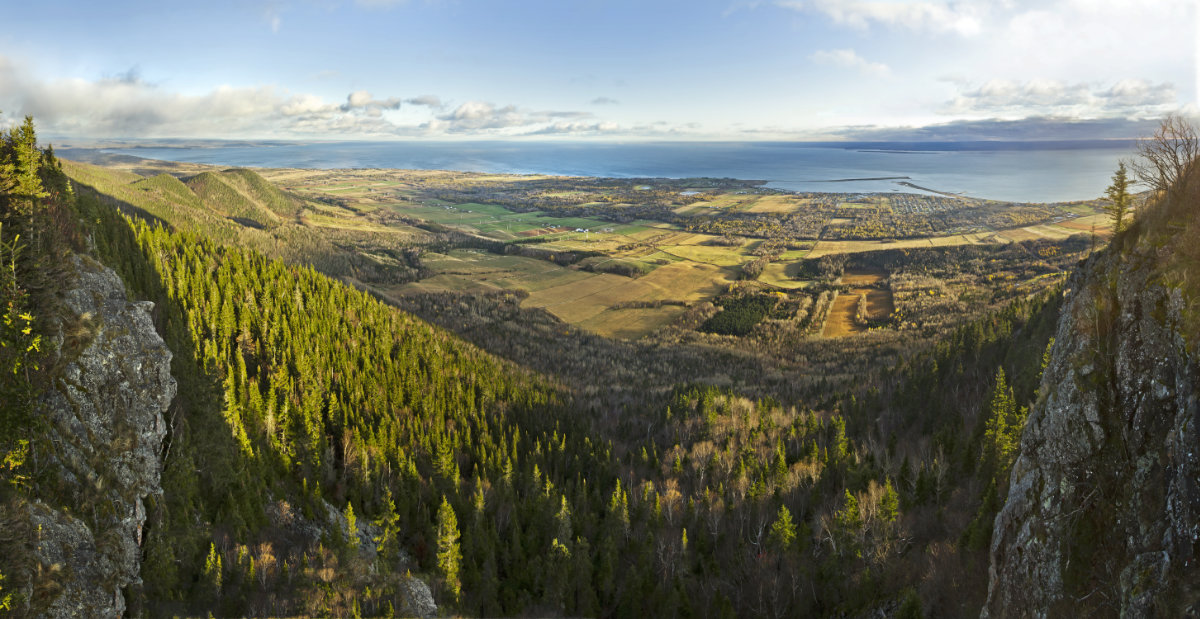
0,57,628,138
430,101,597,134
1097,80,1177,108
405,94,444,108
809,48,890,77
780,0,991,36
340,90,403,116
943,78,1180,119
525,121,622,136
591,96,620,105
0,58,402,137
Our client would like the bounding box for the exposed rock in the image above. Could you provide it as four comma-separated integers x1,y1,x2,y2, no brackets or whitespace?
399,576,437,618
984,245,1200,617
25,255,176,618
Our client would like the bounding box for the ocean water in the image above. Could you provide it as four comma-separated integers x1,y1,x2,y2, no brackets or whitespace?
112,140,1137,203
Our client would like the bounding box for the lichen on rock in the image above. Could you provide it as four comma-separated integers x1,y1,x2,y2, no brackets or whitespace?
984,241,1200,617
24,255,176,618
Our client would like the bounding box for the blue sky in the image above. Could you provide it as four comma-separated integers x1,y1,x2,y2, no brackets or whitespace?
0,0,1195,140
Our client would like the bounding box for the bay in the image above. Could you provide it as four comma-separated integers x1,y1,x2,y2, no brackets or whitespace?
111,140,1137,203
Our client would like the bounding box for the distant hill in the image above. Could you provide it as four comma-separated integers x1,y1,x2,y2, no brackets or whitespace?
185,168,306,228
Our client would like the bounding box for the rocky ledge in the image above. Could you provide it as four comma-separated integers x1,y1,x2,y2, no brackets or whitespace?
985,245,1200,617
25,256,176,617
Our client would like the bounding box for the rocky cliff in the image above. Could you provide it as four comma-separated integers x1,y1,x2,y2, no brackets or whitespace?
22,255,176,617
985,226,1200,616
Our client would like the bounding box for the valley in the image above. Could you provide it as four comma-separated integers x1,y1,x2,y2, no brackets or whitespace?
4,1,1191,615
6,140,1142,618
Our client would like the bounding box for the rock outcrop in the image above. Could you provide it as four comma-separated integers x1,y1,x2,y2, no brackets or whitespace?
985,241,1200,616
25,255,176,617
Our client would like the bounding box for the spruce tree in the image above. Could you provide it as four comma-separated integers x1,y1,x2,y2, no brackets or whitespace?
768,504,797,551
1105,161,1133,234
374,487,402,565
344,501,359,548
436,496,462,602
880,479,900,525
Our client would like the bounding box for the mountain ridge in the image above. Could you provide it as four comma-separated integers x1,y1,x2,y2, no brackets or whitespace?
986,170,1200,615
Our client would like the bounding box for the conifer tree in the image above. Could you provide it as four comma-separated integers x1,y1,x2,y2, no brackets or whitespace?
8,116,46,215
344,501,359,548
768,504,797,551
555,495,572,545
202,542,223,603
880,479,900,525
436,496,462,602
1105,161,1133,234
374,487,402,564
980,368,1024,483
0,112,14,196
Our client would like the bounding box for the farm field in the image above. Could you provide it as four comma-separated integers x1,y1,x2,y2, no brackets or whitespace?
807,234,989,258
521,261,733,337
87,162,1099,341
261,168,1103,339
823,271,894,338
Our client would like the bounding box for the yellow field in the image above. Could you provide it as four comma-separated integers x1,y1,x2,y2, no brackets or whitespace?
744,195,805,213
638,261,733,300
519,261,732,336
760,262,809,289
823,271,894,337
524,274,659,322
302,213,407,233
578,306,687,339
660,244,752,266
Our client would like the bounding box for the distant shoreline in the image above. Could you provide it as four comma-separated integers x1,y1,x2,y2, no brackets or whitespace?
897,181,966,198
56,140,1126,203
803,176,911,183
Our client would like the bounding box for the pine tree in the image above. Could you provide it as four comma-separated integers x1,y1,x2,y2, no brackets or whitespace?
980,368,1023,482
344,501,359,548
436,496,462,602
768,504,797,551
1105,161,1133,234
374,487,402,564
833,489,862,557
880,479,900,525
555,495,572,545
608,480,629,538
202,542,223,603
8,116,46,214
0,112,14,196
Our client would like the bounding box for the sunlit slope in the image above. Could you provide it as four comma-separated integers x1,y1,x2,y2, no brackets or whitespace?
186,168,307,228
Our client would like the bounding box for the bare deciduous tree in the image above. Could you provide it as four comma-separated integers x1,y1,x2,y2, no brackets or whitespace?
1131,113,1200,194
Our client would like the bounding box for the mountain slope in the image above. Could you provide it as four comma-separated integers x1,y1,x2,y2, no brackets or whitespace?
185,168,306,228
986,178,1200,615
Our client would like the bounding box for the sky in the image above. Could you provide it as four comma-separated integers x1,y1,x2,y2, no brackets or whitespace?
0,0,1195,141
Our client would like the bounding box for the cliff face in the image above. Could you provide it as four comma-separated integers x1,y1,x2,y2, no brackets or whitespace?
985,241,1200,616
25,255,176,617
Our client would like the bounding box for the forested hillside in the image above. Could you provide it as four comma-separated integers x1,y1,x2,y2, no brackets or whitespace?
0,114,1103,617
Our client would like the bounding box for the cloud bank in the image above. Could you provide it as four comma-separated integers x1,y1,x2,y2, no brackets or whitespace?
943,79,1178,119
0,57,624,138
832,116,1164,142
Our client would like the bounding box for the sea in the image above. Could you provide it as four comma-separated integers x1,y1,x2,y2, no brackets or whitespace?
107,140,1138,204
